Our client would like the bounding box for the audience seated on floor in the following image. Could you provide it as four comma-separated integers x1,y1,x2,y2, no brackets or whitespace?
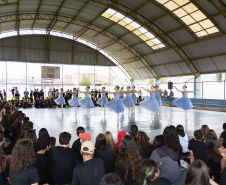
0,99,226,185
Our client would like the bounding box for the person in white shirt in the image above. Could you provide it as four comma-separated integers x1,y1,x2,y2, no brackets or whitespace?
176,125,189,153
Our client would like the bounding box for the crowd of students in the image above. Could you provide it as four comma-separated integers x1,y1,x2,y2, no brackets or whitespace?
0,99,226,185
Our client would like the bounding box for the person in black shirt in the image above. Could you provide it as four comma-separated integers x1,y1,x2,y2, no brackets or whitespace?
99,173,123,185
15,91,20,101
11,87,15,97
34,136,52,185
50,136,56,148
37,89,40,100
72,127,86,163
40,90,44,100
33,89,37,100
135,159,171,185
93,133,115,173
9,139,39,185
72,141,105,185
219,123,226,147
204,136,224,184
187,130,206,163
49,132,80,185
0,91,3,100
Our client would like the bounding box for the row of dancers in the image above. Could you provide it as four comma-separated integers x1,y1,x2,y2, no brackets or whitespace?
54,85,199,123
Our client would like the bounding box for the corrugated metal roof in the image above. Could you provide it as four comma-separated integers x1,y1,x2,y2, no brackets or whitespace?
0,0,225,79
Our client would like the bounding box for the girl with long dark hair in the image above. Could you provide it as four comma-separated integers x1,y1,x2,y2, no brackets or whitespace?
94,133,115,173
137,131,154,158
185,159,218,185
205,136,225,183
9,139,39,185
115,135,142,185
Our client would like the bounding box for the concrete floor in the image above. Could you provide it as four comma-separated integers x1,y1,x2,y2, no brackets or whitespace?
22,106,226,145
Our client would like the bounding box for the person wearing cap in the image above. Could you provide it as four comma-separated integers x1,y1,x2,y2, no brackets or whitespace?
71,141,105,185
49,132,80,185
72,129,91,163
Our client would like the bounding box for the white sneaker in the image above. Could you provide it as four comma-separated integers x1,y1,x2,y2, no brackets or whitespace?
180,160,189,169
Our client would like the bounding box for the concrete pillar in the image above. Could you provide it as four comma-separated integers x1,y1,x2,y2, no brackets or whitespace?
194,75,201,99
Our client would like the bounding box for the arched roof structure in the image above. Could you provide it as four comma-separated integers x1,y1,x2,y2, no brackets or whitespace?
0,0,225,80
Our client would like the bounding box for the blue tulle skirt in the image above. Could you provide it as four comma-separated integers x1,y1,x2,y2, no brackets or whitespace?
156,96,162,106
140,98,159,112
173,97,193,110
69,98,79,107
96,96,108,106
79,97,94,109
131,94,137,104
106,99,124,113
119,94,124,99
54,97,65,105
121,97,134,108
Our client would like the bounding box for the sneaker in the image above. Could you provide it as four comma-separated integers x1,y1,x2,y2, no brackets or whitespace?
180,160,189,169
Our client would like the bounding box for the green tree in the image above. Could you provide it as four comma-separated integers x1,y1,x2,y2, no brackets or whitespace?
216,73,222,82
148,79,154,84
79,77,92,86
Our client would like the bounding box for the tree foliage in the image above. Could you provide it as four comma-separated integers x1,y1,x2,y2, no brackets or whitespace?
216,73,222,82
79,77,92,86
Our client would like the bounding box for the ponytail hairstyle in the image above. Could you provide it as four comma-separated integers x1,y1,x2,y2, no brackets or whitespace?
102,87,106,90
127,86,130,89
86,86,90,90
136,159,159,185
132,86,135,89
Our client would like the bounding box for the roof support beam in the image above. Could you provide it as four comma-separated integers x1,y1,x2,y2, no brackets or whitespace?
31,0,43,29
209,0,226,17
62,0,90,31
0,13,154,79
90,0,200,77
46,0,66,33
16,0,20,61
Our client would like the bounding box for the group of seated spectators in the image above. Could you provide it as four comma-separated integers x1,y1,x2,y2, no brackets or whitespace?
1,98,226,185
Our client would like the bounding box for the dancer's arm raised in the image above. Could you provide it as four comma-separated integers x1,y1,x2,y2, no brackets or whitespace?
173,86,183,93
140,87,151,93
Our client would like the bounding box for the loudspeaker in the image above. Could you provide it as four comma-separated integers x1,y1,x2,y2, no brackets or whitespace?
168,82,173,89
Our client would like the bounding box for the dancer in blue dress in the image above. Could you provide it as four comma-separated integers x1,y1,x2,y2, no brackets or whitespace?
119,87,124,99
54,88,66,111
173,85,199,120
105,86,124,124
140,86,159,120
78,86,94,118
67,88,79,115
131,86,139,112
95,87,108,114
154,85,163,106
121,86,134,116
